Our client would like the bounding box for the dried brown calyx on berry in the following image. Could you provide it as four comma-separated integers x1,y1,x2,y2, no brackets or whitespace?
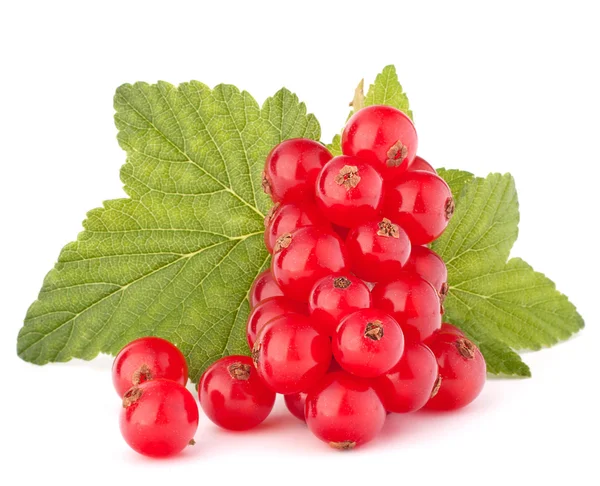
386,140,408,167
122,387,143,408
377,218,400,238
132,364,152,386
333,276,352,289
364,320,384,341
335,165,361,190
274,233,292,253
228,362,252,381
431,375,442,398
445,197,455,220
264,203,280,228
455,338,476,360
329,440,357,451
262,171,272,196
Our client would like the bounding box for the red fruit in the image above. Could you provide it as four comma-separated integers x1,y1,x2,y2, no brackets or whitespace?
264,202,329,254
371,272,442,342
308,274,371,336
112,337,188,397
252,314,332,394
263,138,332,203
249,270,284,308
384,170,454,245
402,245,448,301
120,380,198,457
342,105,417,177
438,322,465,338
346,218,412,283
333,309,405,378
373,341,438,413
407,155,436,174
305,371,386,450
284,392,308,422
198,355,276,431
246,297,307,349
425,334,486,411
315,155,384,228
271,226,349,302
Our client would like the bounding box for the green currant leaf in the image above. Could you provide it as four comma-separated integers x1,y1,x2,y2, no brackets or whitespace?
327,134,343,156
17,81,319,381
433,171,584,376
363,65,413,120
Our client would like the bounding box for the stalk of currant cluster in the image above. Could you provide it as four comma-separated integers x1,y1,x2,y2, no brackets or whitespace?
113,104,486,456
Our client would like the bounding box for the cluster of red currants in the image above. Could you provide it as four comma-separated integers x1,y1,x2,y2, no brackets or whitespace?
113,105,487,458
204,105,487,450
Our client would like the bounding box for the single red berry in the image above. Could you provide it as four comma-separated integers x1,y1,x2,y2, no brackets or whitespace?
308,274,371,336
333,309,404,378
198,355,276,431
402,245,448,301
246,296,307,349
371,272,442,342
263,138,332,203
372,341,438,413
264,201,329,254
315,155,384,228
425,334,486,411
345,218,412,283
112,337,188,397
271,226,349,302
437,322,465,338
342,105,417,177
284,392,308,422
305,371,386,450
249,270,284,308
384,170,454,245
252,314,332,394
120,380,198,457
407,155,436,174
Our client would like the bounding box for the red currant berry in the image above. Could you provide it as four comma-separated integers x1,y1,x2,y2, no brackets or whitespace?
435,322,466,339
315,155,384,228
407,155,436,174
120,380,198,457
249,270,284,308
373,341,438,413
425,334,486,411
252,313,332,394
402,245,448,301
342,105,417,176
263,139,332,203
271,226,349,302
384,170,454,245
333,309,404,378
246,296,307,349
284,392,308,422
199,355,276,431
112,337,188,397
346,218,412,283
264,202,329,254
371,272,442,342
305,371,386,450
308,274,371,336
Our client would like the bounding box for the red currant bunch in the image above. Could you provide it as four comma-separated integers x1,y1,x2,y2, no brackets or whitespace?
114,104,486,458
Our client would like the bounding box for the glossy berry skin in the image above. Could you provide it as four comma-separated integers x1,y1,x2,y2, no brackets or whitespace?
438,322,466,337
308,274,371,336
384,170,454,245
263,138,332,203
372,272,442,342
305,371,386,450
246,296,307,349
284,392,308,422
253,314,332,394
120,379,199,457
271,226,349,302
342,105,417,177
199,355,275,431
425,333,486,411
264,202,329,254
249,270,284,308
346,218,412,283
407,155,436,174
112,337,188,397
403,245,448,301
373,341,438,413
315,155,384,228
333,309,405,378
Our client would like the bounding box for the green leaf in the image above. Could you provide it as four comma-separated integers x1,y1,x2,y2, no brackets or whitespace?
433,171,584,376
17,81,319,381
364,65,413,120
328,134,343,156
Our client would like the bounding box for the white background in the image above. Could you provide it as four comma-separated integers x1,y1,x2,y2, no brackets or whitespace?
1,1,598,484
